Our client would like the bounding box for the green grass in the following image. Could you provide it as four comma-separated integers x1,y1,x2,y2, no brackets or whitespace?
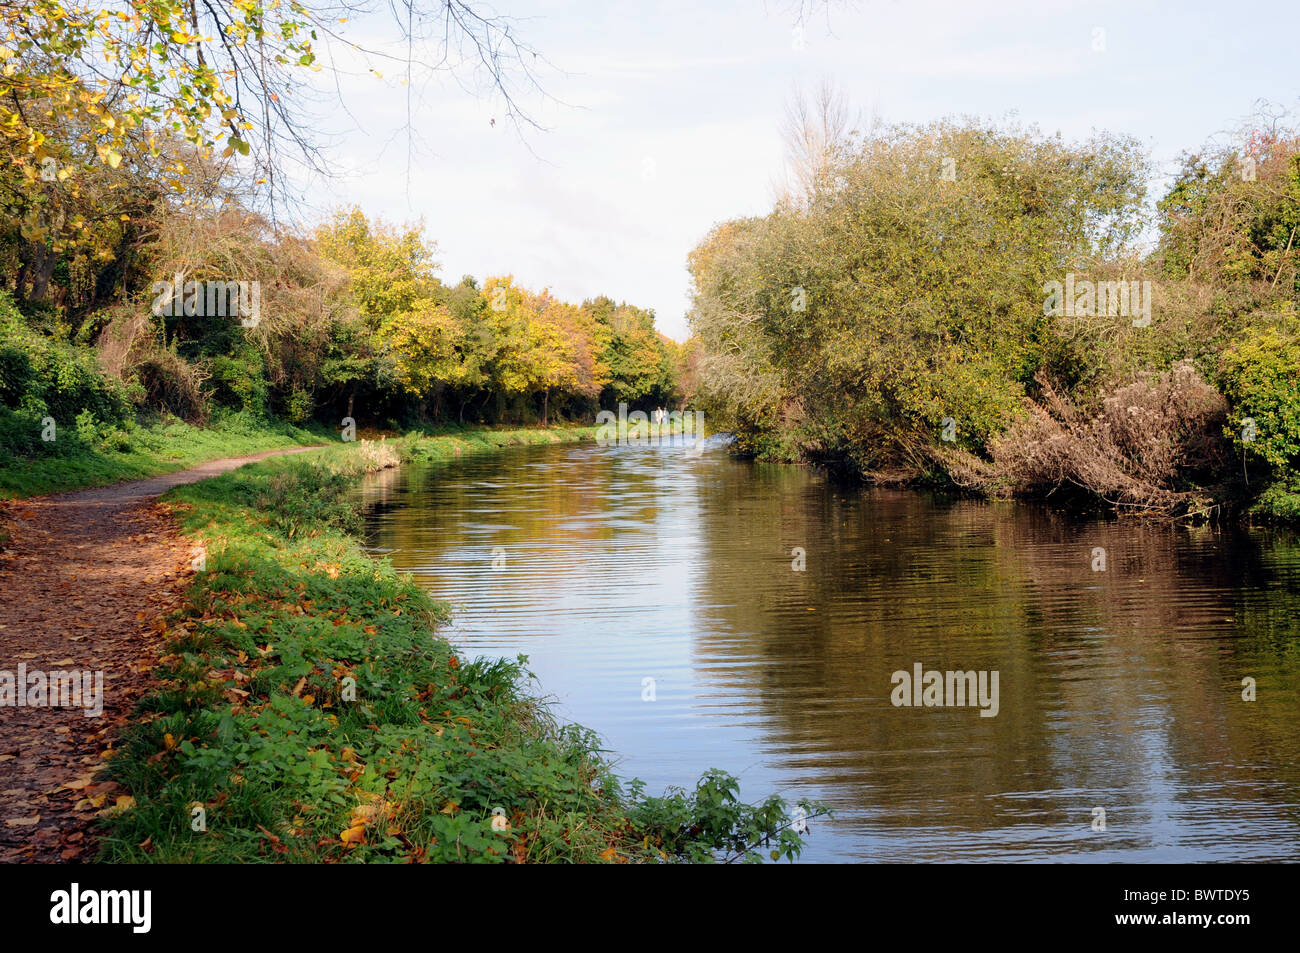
1252,479,1300,523
400,421,599,459
0,416,601,499
0,410,329,498
96,427,823,863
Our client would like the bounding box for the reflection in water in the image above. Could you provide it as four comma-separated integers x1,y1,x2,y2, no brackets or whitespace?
361,439,1300,862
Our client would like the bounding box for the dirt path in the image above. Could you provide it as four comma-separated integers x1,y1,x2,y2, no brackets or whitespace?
0,446,323,863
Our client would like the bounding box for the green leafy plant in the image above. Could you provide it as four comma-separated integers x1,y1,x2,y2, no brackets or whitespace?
98,446,828,864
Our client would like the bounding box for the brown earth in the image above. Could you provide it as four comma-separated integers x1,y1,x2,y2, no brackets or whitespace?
0,447,322,863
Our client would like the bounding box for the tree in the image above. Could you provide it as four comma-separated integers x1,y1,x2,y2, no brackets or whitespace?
0,1,549,197
587,295,676,406
1157,126,1300,289
314,207,442,416
689,116,1150,470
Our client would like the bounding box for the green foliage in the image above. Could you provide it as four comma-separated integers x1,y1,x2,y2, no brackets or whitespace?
3,178,688,448
1219,325,1300,471
1158,135,1300,287
627,770,826,864
1151,125,1300,523
0,290,131,457
588,295,678,404
688,109,1300,522
97,438,822,864
689,118,1150,474
312,212,684,425
1253,479,1300,522
209,346,270,417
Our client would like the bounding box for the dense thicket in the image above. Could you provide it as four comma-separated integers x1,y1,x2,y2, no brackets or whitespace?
0,159,688,459
687,112,1300,520
0,1,688,463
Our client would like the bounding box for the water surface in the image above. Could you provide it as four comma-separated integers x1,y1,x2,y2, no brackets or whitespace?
362,438,1300,862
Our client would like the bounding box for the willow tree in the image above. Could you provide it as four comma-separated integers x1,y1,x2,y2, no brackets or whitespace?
689,113,1149,473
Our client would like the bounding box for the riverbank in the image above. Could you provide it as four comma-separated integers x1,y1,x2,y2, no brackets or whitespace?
0,413,330,501
72,425,816,863
0,445,324,862
728,430,1300,527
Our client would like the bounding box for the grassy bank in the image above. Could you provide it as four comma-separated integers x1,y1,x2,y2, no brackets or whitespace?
0,411,328,499
98,427,819,863
399,422,599,461
0,417,601,500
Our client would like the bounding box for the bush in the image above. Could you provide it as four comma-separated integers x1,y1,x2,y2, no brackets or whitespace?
284,387,314,424
1218,325,1300,473
1254,479,1300,521
0,291,131,457
208,345,269,416
689,117,1150,475
942,362,1231,515
252,463,363,538
127,338,210,424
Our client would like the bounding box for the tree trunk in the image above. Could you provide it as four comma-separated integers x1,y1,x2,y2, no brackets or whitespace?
18,241,56,303
542,388,549,426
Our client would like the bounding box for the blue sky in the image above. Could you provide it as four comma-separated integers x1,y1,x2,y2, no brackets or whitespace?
297,0,1299,340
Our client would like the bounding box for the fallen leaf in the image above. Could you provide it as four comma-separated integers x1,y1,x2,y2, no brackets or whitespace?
349,800,394,827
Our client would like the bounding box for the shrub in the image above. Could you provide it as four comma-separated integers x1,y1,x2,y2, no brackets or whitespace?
0,291,131,456
127,338,210,424
942,362,1231,515
284,387,314,424
1218,325,1300,473
208,345,269,416
1254,479,1300,521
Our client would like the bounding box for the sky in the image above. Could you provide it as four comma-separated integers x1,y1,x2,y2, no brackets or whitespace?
289,0,1300,341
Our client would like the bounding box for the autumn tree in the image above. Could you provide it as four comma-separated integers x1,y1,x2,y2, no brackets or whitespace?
689,116,1149,470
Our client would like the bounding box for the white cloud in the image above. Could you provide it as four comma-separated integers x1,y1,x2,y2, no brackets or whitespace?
277,0,1300,342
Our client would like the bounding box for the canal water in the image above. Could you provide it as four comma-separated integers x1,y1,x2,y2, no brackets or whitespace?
361,437,1300,862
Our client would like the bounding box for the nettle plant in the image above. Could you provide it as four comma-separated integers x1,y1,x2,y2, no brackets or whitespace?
625,771,828,864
